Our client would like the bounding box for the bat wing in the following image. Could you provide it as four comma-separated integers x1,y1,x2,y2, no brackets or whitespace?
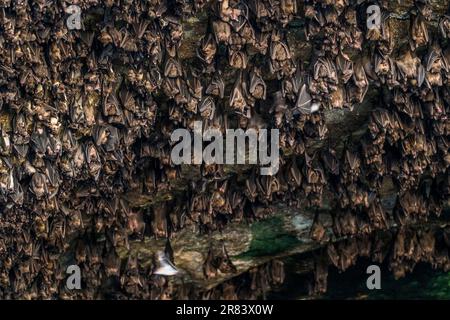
295,84,313,114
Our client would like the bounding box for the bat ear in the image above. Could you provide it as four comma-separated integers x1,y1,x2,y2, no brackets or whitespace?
417,64,425,87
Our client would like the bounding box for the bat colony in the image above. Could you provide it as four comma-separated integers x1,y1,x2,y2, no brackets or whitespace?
0,0,448,299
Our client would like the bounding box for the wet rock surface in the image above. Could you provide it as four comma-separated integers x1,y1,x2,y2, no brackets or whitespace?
0,0,449,299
